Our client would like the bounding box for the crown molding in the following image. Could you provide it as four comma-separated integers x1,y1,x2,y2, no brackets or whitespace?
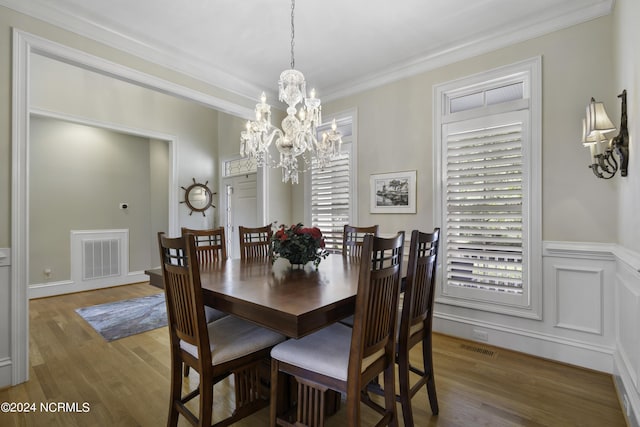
322,0,614,101
0,0,266,103
0,0,614,104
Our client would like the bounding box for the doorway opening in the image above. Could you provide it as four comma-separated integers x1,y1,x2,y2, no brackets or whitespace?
11,29,256,386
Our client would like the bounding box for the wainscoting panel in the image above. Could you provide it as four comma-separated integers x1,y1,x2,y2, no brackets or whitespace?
554,265,603,334
0,248,11,387
434,241,618,374
29,229,147,299
618,272,639,389
614,252,640,425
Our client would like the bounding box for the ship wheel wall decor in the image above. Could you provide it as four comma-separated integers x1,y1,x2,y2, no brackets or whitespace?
181,178,216,216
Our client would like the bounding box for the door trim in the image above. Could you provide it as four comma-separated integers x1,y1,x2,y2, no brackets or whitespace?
10,29,254,386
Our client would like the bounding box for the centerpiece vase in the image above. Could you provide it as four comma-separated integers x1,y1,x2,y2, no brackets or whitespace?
287,253,308,269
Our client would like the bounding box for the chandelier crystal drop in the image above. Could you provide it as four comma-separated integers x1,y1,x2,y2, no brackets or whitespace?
240,0,342,184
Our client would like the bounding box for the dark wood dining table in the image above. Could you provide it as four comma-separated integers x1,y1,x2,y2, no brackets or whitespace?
146,253,362,338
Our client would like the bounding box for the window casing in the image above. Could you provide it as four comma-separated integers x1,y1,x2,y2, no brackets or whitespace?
434,58,541,319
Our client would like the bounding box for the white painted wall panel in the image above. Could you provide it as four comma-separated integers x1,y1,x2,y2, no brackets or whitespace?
0,248,10,387
614,252,640,426
554,266,603,334
617,258,640,390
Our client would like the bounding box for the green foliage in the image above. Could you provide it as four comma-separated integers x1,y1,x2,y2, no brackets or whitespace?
271,223,329,268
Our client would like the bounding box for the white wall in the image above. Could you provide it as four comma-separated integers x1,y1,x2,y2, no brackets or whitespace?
614,0,639,254
613,0,640,423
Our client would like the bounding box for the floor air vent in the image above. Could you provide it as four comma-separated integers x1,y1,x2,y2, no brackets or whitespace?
460,343,497,358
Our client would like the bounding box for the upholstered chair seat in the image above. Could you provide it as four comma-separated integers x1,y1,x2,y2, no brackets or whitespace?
270,323,383,382
181,315,285,366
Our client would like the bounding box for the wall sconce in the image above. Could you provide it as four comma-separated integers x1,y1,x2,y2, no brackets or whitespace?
581,90,629,179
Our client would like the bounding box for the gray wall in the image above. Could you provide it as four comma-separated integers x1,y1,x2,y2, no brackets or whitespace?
29,52,222,234
321,15,618,243
29,116,168,283
149,139,170,266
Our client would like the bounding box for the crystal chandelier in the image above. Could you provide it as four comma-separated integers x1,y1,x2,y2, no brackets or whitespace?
240,0,342,184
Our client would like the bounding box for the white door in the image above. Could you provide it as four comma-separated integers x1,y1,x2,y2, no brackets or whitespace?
224,174,258,259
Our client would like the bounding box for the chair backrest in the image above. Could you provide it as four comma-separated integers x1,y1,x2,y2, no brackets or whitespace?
399,228,440,347
342,224,379,258
348,232,404,387
157,232,211,366
181,226,227,264
239,224,272,261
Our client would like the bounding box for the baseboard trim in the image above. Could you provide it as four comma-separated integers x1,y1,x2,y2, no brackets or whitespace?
0,357,12,388
615,351,640,427
29,272,149,299
434,313,615,373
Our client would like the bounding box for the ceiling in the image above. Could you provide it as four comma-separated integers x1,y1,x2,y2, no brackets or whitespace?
2,0,613,104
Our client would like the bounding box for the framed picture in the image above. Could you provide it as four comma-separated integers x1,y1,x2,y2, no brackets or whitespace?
370,170,416,214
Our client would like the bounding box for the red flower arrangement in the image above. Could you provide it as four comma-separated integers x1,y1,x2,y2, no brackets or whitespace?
271,223,329,268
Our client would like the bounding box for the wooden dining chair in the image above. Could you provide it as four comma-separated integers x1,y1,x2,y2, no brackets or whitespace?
342,224,379,258
181,226,227,263
270,232,404,427
158,232,286,427
239,224,273,261
339,224,380,327
180,227,229,376
367,228,440,426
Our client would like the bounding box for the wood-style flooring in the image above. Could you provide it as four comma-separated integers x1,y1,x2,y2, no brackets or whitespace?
0,282,627,426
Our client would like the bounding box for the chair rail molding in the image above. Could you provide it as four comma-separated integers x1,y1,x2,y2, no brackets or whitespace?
435,240,640,373
439,240,640,426
543,240,618,260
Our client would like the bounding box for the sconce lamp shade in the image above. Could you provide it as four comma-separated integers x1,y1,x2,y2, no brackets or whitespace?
581,118,598,145
586,98,616,136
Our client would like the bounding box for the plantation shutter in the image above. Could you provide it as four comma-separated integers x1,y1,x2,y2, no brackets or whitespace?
443,110,526,298
311,151,351,252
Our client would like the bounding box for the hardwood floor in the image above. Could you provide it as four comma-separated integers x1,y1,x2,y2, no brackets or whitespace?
0,283,627,426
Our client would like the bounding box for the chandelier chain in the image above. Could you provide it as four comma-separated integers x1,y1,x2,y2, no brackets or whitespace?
290,0,295,69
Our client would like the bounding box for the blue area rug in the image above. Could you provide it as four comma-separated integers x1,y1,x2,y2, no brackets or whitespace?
75,293,167,342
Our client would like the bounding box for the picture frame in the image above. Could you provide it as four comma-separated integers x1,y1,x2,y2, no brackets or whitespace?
369,170,416,214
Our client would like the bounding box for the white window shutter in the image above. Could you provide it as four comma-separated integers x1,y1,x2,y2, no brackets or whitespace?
310,115,355,253
445,114,524,294
434,57,541,318
442,110,530,308
311,152,351,252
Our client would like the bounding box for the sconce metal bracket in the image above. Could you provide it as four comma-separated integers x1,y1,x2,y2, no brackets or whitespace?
612,89,629,177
